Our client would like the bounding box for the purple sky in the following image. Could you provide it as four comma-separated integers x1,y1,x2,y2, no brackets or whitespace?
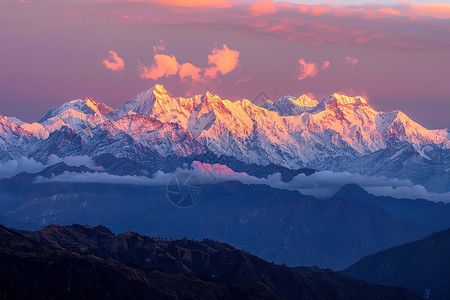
0,0,449,129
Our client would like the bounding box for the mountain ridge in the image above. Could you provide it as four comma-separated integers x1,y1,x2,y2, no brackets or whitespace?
0,168,430,269
343,227,450,299
0,223,423,300
1,84,449,192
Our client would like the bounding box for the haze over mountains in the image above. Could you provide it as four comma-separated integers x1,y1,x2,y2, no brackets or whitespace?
0,166,435,269
0,84,449,195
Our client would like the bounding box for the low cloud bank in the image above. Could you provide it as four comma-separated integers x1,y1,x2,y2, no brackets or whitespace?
0,156,98,179
33,161,450,203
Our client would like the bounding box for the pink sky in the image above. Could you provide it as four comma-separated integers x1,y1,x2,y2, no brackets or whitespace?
0,0,449,129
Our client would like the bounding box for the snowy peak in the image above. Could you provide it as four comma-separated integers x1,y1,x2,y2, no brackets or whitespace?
285,95,318,108
262,95,319,116
311,93,371,115
118,86,229,130
324,93,368,107
15,98,116,140
0,114,30,137
86,99,115,117
376,110,449,149
118,84,172,117
40,98,114,123
1,85,448,174
153,83,169,94
5,116,25,125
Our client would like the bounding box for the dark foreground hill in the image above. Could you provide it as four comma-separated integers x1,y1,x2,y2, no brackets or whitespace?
0,225,279,300
343,228,450,300
1,224,420,300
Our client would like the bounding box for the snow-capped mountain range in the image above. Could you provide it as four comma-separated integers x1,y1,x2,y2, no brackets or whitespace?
1,84,449,191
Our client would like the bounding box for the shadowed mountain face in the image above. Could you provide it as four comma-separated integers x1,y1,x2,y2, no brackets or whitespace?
343,228,450,300
0,166,428,270
10,224,421,300
335,184,450,231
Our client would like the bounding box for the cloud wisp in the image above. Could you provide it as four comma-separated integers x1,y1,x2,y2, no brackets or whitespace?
250,0,277,16
153,39,166,53
297,58,330,80
321,61,330,69
144,0,233,9
0,155,98,179
345,56,359,73
103,50,125,71
93,0,450,20
298,59,318,80
102,0,450,51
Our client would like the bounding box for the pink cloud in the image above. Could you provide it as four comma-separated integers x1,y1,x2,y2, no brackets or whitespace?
138,54,179,80
87,1,449,51
102,50,125,72
235,77,251,85
192,161,247,177
298,5,362,17
306,6,332,16
179,63,202,81
408,3,450,19
295,2,450,20
345,56,359,72
298,59,318,80
138,43,240,81
153,40,165,53
204,44,240,78
377,8,402,16
154,0,232,8
96,0,233,8
250,0,277,16
321,61,330,69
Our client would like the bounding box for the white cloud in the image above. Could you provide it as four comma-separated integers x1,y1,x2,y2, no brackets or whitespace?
0,157,45,179
33,161,450,203
0,155,99,179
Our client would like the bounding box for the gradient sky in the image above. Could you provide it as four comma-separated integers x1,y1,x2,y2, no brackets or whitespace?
0,0,449,129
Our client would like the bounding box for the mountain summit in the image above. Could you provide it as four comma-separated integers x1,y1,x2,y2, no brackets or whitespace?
118,84,170,117
1,85,449,191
